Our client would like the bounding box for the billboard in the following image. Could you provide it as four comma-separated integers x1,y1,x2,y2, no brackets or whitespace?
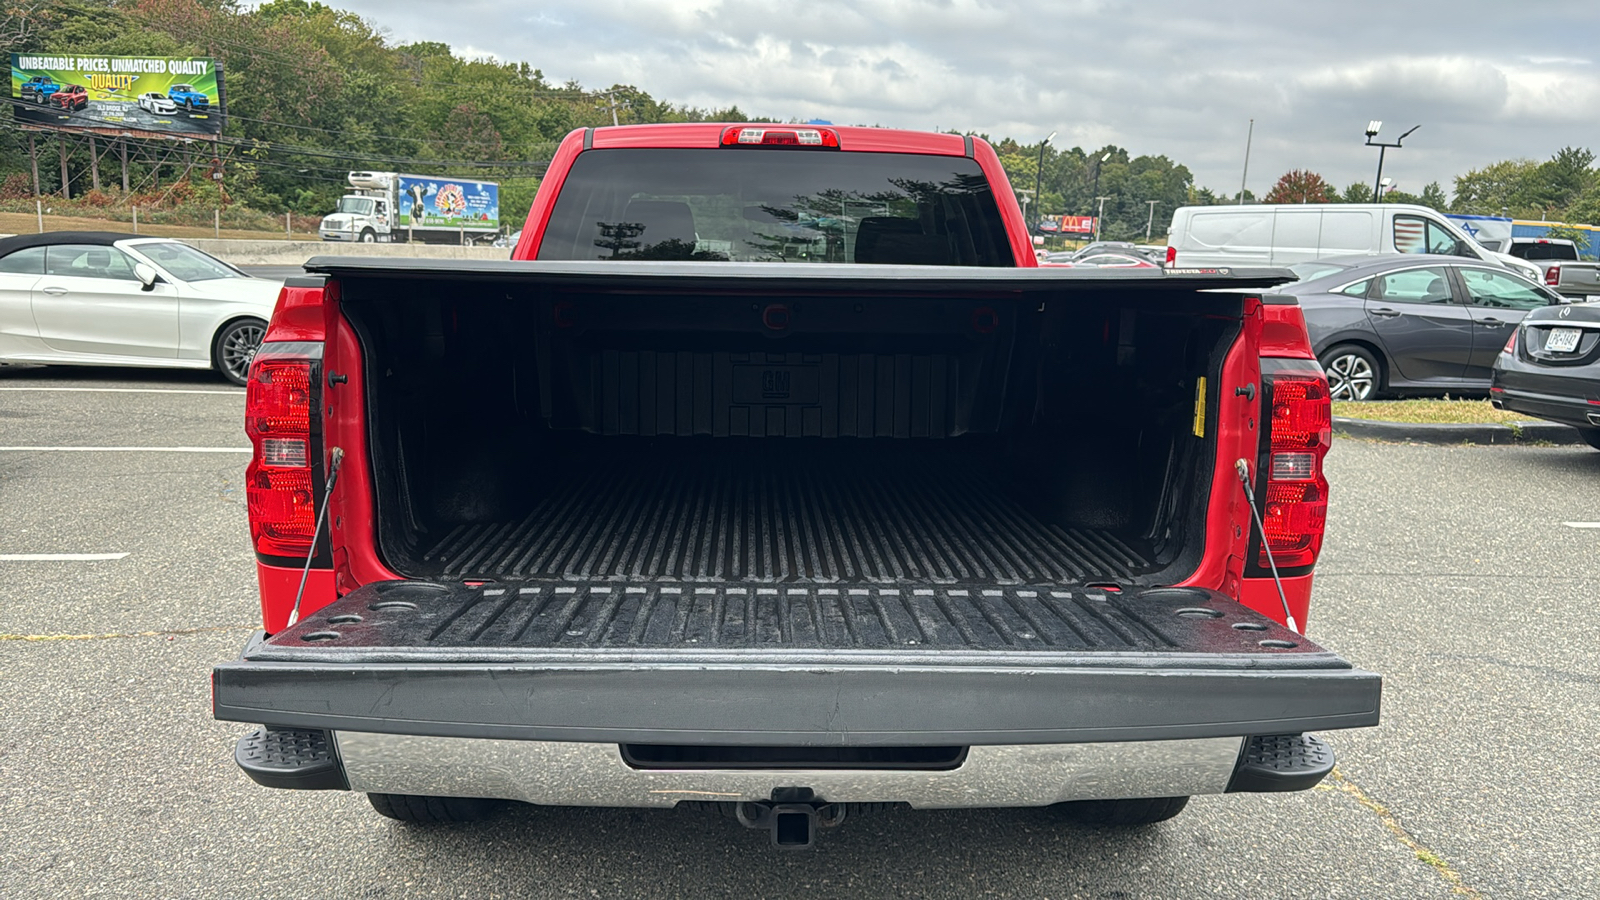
1060,215,1097,235
396,175,500,231
10,53,225,137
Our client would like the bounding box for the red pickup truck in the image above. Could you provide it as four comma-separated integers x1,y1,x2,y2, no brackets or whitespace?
215,124,1378,847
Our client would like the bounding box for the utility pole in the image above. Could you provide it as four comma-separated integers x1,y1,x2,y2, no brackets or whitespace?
1145,200,1158,240
1093,196,1109,241
1238,118,1253,205
597,91,630,127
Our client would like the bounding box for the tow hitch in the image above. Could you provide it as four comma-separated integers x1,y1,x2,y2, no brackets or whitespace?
731,790,850,849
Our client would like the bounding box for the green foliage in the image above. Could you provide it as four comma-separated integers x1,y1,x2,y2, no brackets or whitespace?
1418,181,1448,212
1341,181,1374,204
1543,224,1591,252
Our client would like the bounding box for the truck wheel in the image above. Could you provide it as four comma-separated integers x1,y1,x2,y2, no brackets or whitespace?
367,793,502,823
1319,344,1380,401
1577,427,1600,451
359,229,377,243
212,318,266,387
1051,796,1190,826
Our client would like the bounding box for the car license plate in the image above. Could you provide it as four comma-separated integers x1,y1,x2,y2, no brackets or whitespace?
1546,327,1582,353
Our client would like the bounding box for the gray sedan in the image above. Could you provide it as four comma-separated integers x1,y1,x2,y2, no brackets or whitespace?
1280,255,1565,400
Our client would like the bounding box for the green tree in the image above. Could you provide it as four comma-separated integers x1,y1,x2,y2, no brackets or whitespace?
1341,182,1374,204
1418,181,1449,211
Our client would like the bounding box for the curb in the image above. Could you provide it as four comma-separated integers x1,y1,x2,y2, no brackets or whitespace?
1332,416,1582,445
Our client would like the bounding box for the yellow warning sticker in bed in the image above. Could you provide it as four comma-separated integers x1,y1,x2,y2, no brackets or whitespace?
1192,377,1207,438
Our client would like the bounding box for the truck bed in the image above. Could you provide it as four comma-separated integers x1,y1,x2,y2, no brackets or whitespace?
411,442,1152,585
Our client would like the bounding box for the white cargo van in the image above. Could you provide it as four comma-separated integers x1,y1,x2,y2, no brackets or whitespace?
1166,204,1542,282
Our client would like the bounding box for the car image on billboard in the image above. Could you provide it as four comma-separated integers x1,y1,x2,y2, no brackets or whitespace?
9,54,225,137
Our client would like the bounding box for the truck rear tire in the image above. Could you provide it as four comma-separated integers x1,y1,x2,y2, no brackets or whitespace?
1051,796,1190,826
367,793,502,823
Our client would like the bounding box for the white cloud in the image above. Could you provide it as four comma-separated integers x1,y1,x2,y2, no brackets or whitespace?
327,0,1600,196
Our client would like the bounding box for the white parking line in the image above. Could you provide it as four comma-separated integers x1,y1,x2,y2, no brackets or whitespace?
0,553,129,561
0,387,240,395
0,446,251,453
1563,522,1600,529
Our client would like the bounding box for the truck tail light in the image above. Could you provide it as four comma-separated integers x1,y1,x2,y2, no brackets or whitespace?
1256,369,1331,570
1165,246,1177,266
720,126,841,148
245,343,323,557
1546,266,1560,286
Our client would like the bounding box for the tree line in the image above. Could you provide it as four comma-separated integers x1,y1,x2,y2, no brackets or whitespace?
3,1,1597,239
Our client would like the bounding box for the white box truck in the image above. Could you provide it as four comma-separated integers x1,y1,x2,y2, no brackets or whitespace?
320,172,501,245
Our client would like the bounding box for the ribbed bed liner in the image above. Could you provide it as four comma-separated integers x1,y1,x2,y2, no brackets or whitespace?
414,447,1154,584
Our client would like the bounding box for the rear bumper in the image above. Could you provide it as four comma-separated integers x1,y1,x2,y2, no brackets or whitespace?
1493,384,1600,429
234,728,1338,807
335,732,1248,808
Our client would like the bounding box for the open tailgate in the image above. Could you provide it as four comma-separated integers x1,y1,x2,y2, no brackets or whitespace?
214,581,1380,745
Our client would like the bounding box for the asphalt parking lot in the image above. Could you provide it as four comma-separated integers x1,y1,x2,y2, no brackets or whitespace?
3,363,1598,899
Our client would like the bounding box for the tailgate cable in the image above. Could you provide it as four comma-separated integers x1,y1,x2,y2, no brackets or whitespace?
287,447,344,629
1234,459,1298,634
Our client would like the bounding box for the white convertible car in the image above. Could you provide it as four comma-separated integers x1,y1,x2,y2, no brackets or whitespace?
0,233,280,385
137,92,177,115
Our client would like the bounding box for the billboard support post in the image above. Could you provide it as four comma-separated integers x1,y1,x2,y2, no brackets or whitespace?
120,141,129,194
28,134,40,198
59,136,70,200
89,135,100,193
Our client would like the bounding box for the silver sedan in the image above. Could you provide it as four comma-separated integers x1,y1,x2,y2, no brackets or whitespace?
0,233,280,385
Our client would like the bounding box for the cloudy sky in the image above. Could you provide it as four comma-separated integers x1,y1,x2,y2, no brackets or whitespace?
326,0,1600,198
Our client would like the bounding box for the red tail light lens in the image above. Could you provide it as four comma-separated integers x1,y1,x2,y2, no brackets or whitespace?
1258,372,1331,569
245,349,320,557
1502,326,1519,355
720,125,841,148
1546,266,1560,286
1165,246,1177,266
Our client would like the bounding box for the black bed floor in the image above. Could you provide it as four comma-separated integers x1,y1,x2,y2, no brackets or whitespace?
408,442,1154,584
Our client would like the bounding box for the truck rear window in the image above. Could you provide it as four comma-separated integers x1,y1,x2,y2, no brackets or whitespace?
1509,242,1579,261
537,148,1014,266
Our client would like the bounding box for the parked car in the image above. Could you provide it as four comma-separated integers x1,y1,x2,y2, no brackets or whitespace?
1492,302,1600,450
1502,237,1600,300
0,232,280,385
168,84,209,112
213,123,1377,846
20,75,60,104
1067,252,1159,268
49,84,89,112
1279,254,1564,400
1167,203,1545,284
137,92,177,115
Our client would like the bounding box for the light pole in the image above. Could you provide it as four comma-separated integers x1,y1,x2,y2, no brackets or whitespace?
1033,131,1055,233
1088,152,1111,240
1145,200,1158,240
1093,196,1109,241
1365,121,1419,203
